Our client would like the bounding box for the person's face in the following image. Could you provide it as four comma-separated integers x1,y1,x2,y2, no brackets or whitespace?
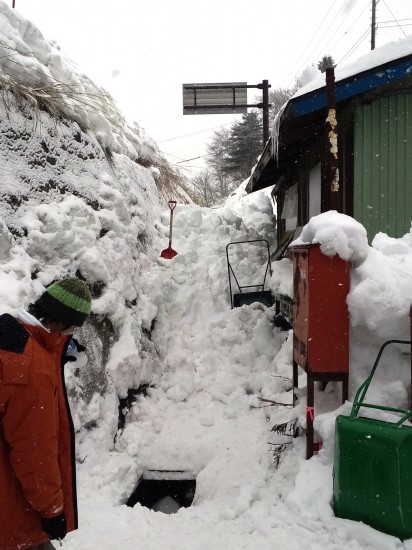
42,319,76,336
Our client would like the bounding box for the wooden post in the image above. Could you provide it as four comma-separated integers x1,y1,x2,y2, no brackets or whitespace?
371,0,377,50
262,80,270,145
325,67,342,212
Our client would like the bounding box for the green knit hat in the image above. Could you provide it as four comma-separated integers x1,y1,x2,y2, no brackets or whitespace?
36,278,92,327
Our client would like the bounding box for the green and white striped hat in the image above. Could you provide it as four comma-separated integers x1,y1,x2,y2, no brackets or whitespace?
36,278,92,326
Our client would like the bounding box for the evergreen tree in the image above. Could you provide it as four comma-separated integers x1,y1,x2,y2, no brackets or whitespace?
222,111,263,181
317,55,335,73
200,86,302,199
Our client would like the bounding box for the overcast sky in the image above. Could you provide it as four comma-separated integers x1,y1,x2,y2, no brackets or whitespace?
13,0,412,178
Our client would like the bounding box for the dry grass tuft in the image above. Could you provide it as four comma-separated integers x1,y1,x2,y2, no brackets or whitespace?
0,43,192,203
0,71,120,136
154,155,196,204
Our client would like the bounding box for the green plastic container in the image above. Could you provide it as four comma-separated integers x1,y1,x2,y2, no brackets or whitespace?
333,339,412,540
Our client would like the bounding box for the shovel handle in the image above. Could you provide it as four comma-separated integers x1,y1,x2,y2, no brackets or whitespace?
168,201,177,242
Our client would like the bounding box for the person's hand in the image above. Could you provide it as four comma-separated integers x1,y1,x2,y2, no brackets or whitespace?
41,512,67,540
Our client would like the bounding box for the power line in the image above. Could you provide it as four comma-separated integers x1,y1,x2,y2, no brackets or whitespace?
379,18,412,23
336,26,371,66
282,0,403,88
309,0,360,61
174,164,203,169
166,143,211,155
281,0,340,87
378,23,412,28
176,156,202,164
157,121,235,143
381,0,407,37
160,151,188,161
321,1,371,60
282,0,362,88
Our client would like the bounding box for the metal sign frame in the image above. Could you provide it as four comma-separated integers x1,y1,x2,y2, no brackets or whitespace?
182,80,271,143
183,83,248,115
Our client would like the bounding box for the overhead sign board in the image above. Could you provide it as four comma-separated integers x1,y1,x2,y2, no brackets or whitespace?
183,82,248,115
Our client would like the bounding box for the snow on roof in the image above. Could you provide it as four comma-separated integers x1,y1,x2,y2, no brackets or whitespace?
267,34,412,163
294,33,412,99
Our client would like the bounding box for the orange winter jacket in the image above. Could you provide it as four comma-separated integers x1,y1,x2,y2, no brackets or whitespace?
0,314,78,550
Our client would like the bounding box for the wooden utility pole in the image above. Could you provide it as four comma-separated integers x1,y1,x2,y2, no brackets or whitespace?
325,67,342,212
262,80,270,145
371,0,377,50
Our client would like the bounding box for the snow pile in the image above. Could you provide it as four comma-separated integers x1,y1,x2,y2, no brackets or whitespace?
291,210,369,264
268,257,293,298
289,211,412,343
61,204,412,550
349,229,412,343
294,34,412,100
1,4,412,549
0,1,158,163
0,11,170,449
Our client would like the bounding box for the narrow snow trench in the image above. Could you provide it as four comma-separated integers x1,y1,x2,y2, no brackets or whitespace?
65,196,360,549
115,200,285,518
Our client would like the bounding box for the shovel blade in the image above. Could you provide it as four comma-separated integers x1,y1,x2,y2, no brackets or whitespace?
160,247,177,259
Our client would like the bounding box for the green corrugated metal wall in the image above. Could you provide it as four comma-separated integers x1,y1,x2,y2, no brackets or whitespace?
354,92,412,240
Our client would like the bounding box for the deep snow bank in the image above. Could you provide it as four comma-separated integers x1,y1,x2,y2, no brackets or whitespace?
0,0,158,163
0,0,193,444
63,198,412,550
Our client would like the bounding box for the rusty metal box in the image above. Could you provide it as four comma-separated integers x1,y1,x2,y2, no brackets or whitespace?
292,244,350,374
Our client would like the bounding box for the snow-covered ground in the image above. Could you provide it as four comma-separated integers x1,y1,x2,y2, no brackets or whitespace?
62,196,412,550
1,2,412,548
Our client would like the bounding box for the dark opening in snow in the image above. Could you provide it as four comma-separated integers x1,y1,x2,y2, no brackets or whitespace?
118,384,152,431
126,471,196,514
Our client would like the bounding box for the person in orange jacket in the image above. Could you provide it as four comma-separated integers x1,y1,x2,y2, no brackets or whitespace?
0,278,92,550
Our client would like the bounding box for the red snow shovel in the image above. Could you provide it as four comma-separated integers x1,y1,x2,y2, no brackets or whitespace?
161,200,178,259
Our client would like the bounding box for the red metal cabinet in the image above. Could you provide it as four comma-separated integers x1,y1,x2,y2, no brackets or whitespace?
291,244,350,458
292,244,350,373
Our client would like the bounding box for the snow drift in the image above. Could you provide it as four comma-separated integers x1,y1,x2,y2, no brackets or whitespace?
1,3,412,548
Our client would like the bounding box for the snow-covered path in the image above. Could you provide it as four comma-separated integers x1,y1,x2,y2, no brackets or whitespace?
1,4,412,547
61,194,411,549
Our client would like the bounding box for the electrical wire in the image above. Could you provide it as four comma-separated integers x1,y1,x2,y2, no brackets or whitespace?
336,26,371,66
175,156,202,164
281,0,340,87
381,0,407,37
321,1,371,60
166,143,211,155
282,0,363,88
160,151,189,161
158,121,235,143
379,18,412,23
307,0,359,61
284,0,405,79
378,23,412,29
